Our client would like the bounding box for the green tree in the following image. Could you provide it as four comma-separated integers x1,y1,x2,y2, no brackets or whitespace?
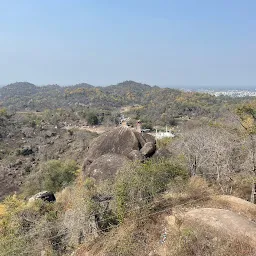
86,112,99,125
115,159,188,221
22,160,78,195
41,160,77,192
0,108,7,117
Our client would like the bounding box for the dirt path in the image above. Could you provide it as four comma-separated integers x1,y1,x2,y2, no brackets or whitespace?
16,111,43,115
120,105,143,113
63,125,110,134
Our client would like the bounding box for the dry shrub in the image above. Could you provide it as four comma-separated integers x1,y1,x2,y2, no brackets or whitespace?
0,195,60,256
209,195,256,221
79,213,256,256
172,226,256,256
57,176,100,251
161,221,256,256
83,216,163,256
0,204,6,216
231,174,253,200
186,176,211,199
114,159,188,222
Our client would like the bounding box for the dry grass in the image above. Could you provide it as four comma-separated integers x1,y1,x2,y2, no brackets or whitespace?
164,224,256,256
77,212,256,256
208,195,256,221
73,177,256,256
0,204,6,216
75,215,165,256
185,176,213,199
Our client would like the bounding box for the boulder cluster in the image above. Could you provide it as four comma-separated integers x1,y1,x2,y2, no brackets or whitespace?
82,126,157,182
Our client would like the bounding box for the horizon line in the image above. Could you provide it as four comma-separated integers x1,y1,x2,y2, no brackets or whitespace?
0,81,255,90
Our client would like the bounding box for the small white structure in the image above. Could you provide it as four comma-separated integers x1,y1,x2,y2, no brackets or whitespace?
136,120,142,133
155,126,175,139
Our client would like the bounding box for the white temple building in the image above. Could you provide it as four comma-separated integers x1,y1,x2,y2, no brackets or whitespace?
155,126,175,139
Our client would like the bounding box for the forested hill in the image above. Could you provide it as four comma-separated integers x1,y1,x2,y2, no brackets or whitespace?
0,80,247,122
0,80,155,109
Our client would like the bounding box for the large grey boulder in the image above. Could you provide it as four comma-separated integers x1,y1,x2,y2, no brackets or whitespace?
183,208,256,248
128,150,144,162
28,191,56,203
86,153,129,182
152,148,172,159
140,142,156,157
142,133,156,145
45,130,57,138
85,126,140,163
83,126,156,182
133,131,147,148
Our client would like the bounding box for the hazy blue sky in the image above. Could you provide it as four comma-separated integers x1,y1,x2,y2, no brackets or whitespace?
0,0,255,88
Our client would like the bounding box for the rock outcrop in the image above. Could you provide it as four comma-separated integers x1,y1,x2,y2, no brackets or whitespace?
140,142,156,157
28,191,56,203
182,208,256,247
85,126,140,162
211,195,256,221
86,153,130,182
20,145,34,156
83,126,156,181
152,148,172,159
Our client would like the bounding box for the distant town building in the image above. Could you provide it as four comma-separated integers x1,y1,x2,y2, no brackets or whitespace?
194,89,256,98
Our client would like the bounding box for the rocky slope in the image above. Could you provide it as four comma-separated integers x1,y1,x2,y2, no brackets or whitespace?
0,113,97,200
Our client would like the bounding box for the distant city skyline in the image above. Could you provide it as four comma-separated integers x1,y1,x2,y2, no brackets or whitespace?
1,1,256,88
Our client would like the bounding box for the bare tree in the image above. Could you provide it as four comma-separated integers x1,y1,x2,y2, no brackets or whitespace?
171,125,248,194
234,103,256,203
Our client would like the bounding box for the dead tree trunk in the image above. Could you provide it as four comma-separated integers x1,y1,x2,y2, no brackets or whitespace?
249,135,256,204
190,156,197,176
251,183,256,204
